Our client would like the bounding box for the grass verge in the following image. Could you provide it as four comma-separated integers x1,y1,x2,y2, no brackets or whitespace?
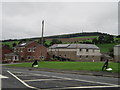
6,61,120,73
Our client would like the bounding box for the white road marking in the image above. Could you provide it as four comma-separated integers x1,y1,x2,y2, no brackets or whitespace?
50,85,120,90
8,71,119,89
24,79,64,82
16,75,33,76
7,71,38,90
0,74,9,79
28,73,117,86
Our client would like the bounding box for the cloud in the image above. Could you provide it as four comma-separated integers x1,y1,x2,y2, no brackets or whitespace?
2,2,118,40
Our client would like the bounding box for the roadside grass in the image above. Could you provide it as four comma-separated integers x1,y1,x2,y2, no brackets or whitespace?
6,61,120,73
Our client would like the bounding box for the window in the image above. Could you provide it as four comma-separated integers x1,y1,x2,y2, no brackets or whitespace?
86,49,89,52
14,56,18,61
40,56,44,60
14,48,16,52
27,56,31,59
33,48,36,52
79,49,82,52
86,55,88,58
18,48,20,52
33,56,35,59
80,56,82,58
28,48,32,52
21,48,23,52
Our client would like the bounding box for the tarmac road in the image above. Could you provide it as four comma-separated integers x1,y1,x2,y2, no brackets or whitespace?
1,66,120,90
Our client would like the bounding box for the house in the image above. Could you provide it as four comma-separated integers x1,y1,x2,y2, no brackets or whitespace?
114,44,120,62
0,45,13,63
47,44,101,62
5,41,47,62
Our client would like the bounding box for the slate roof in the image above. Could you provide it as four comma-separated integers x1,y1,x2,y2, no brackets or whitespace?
15,41,36,47
49,44,99,49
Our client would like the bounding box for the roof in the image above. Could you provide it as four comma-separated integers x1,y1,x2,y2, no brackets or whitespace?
115,44,120,47
69,44,99,49
15,41,37,47
4,53,19,56
49,44,99,49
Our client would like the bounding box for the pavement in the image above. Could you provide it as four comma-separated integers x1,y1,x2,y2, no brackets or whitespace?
3,66,120,78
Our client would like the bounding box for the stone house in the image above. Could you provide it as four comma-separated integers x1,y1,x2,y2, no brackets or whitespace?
48,44,101,62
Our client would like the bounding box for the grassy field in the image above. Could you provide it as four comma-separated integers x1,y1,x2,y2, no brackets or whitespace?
6,61,120,73
2,41,19,48
96,43,119,53
73,36,98,39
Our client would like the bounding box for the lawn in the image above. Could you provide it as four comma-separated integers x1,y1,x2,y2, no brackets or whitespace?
6,61,120,73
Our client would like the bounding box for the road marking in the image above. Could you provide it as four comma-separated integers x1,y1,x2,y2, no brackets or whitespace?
7,71,38,90
49,85,120,90
8,71,119,89
24,79,64,82
16,75,33,76
28,73,117,86
0,74,9,79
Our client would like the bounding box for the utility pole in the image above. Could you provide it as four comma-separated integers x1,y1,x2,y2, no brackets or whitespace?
40,20,44,61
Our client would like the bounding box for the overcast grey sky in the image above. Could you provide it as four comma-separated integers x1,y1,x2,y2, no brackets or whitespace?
2,2,118,40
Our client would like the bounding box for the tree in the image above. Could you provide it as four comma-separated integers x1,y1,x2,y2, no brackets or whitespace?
38,38,46,45
98,35,105,44
109,48,114,58
50,39,62,46
12,43,17,47
104,35,114,43
18,39,27,44
92,38,98,44
97,35,114,44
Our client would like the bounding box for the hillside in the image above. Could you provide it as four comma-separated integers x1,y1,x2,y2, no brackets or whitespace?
1,32,120,54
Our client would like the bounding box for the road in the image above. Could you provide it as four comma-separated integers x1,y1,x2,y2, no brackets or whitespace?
1,66,120,90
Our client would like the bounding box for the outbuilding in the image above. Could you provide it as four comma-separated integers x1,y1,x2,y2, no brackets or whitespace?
114,44,120,62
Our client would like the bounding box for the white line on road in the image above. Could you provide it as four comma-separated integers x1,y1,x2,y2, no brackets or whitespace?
7,71,119,89
0,74,9,79
24,79,64,82
49,85,120,90
16,75,33,76
7,71,38,90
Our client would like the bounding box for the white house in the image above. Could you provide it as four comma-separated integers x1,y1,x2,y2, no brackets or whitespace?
48,44,101,62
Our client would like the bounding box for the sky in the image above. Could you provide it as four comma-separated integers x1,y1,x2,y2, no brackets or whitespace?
2,1,118,40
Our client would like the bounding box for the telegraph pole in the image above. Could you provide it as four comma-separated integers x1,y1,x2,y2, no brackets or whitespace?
40,20,44,61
